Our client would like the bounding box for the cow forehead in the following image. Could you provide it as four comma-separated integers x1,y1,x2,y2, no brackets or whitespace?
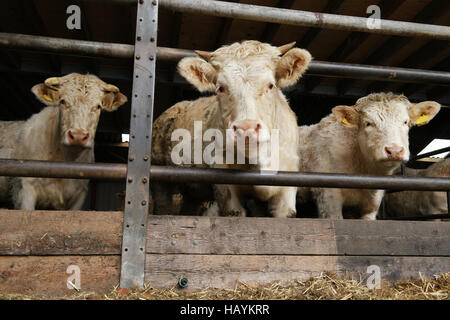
210,40,280,63
217,60,275,84
58,74,105,104
358,100,410,121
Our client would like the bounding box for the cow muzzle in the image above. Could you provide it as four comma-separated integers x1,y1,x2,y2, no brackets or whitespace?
230,120,266,144
383,144,406,161
66,130,90,147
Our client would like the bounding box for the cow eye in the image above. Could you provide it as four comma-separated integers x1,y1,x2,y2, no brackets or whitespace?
60,99,67,106
404,120,408,125
97,105,102,110
217,86,225,93
366,122,373,127
268,83,274,90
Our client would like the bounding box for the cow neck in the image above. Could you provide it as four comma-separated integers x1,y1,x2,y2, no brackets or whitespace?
53,107,92,163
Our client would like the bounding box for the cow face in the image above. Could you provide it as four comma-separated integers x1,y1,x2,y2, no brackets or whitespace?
32,73,127,148
178,41,311,153
332,93,441,166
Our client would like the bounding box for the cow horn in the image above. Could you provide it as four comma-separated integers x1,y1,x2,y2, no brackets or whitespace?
44,77,61,88
277,42,296,55
104,84,119,93
195,50,213,61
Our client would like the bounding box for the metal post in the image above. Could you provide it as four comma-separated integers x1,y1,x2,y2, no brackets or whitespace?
120,0,158,289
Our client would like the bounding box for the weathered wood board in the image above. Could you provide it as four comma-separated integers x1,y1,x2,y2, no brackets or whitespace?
0,210,449,295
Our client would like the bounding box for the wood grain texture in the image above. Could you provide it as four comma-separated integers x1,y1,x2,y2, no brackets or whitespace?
144,254,450,289
146,215,450,256
0,210,123,255
0,255,120,296
1,211,449,256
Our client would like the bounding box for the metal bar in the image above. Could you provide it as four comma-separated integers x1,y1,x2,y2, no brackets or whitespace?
158,0,450,40
0,159,126,180
1,33,450,86
1,160,450,191
120,0,158,289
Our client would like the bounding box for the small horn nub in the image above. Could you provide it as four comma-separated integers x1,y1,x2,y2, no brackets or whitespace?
195,50,213,61
103,84,119,93
44,77,61,88
277,42,296,55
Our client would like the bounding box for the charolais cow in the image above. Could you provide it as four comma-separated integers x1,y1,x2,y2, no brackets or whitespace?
152,40,312,217
0,73,127,210
297,92,441,220
383,158,449,218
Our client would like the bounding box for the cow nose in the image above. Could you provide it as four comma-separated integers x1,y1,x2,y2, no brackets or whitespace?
384,145,405,160
67,130,90,146
231,120,262,142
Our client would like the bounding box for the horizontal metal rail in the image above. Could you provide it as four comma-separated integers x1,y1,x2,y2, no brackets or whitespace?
158,0,450,40
91,0,450,40
1,33,450,85
1,159,450,191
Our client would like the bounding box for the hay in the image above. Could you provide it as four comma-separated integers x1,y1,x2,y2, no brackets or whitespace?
1,272,448,300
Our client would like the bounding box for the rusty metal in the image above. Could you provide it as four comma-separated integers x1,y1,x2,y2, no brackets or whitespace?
158,0,450,40
1,33,450,85
0,159,126,180
1,160,450,191
0,32,134,59
120,0,158,289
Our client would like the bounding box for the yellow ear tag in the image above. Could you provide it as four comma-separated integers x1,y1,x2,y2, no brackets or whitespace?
415,114,429,126
341,118,351,126
43,94,53,102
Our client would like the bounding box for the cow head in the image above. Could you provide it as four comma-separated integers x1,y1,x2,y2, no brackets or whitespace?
32,73,127,148
178,41,311,160
332,93,441,167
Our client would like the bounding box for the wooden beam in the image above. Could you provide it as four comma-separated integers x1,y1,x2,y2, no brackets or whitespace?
340,0,449,95
1,211,450,295
259,0,294,44
2,211,450,257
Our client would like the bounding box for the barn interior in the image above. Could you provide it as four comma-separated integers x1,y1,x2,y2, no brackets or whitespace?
0,0,448,212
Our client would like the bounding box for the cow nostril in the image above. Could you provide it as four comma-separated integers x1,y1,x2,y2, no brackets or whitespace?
256,123,261,132
233,125,237,132
82,134,89,141
385,147,392,155
68,131,74,140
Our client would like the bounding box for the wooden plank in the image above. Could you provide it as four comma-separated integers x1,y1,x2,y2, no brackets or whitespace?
1,211,449,257
144,254,450,289
0,210,123,255
147,216,450,256
0,255,120,296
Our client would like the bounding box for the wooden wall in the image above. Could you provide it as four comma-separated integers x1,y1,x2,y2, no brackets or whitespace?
0,210,449,296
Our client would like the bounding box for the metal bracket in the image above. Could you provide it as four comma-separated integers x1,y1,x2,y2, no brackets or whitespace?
120,0,158,288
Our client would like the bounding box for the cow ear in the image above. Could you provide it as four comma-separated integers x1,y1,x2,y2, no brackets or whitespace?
332,105,359,127
276,48,312,88
31,79,61,106
178,57,217,92
408,101,441,127
102,84,128,111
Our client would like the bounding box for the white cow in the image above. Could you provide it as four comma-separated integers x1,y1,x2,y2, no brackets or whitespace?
0,73,127,210
297,93,441,220
152,40,312,217
384,158,449,218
